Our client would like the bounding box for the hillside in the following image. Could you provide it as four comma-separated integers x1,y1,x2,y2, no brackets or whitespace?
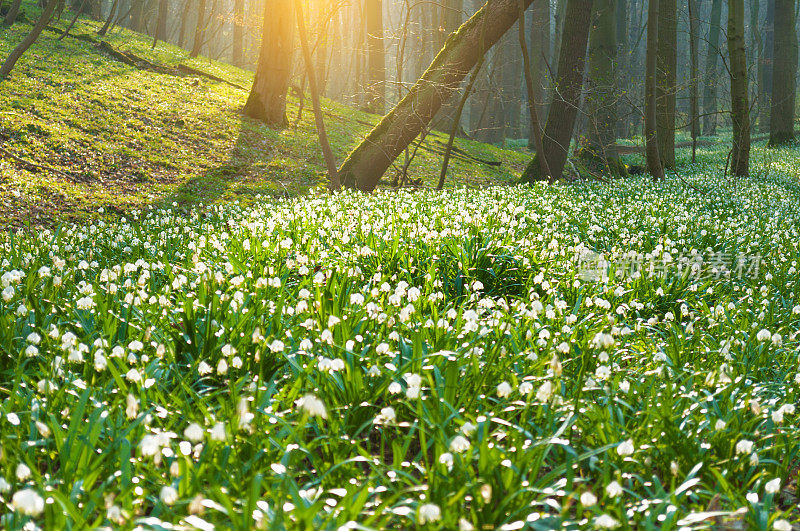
0,8,528,228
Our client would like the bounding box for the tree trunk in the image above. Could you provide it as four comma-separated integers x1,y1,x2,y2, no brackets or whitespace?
98,0,119,35
688,0,699,161
500,27,522,139
655,0,676,168
615,0,629,139
3,0,23,25
759,0,774,133
645,0,664,180
520,0,593,183
243,0,293,127
152,0,168,48
582,0,617,167
0,0,58,79
178,0,191,48
365,0,385,113
519,0,549,178
339,0,537,192
432,0,464,132
527,0,550,149
728,0,750,175
190,0,207,57
769,0,796,145
232,0,244,66
702,0,722,135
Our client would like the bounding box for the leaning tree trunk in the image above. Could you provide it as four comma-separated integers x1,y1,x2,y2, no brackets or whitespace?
645,0,664,180
520,0,593,183
232,0,244,66
365,0,385,113
728,0,750,176
3,0,23,25
243,0,293,127
581,0,619,174
702,0,722,135
97,0,119,35
758,0,774,133
655,0,676,168
339,0,537,192
0,0,58,79
190,0,207,57
769,0,796,145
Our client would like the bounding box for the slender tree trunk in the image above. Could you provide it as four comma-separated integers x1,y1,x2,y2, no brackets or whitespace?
432,0,464,132
294,0,339,190
655,0,676,168
0,0,58,79
178,0,191,48
339,0,537,192
528,0,550,149
3,0,23,25
582,0,617,168
769,0,796,145
243,0,293,127
365,0,385,113
520,0,593,183
519,0,549,178
688,0,699,162
615,0,629,138
728,0,750,175
702,0,722,135
60,0,88,40
152,0,168,48
98,0,119,35
645,0,664,180
232,0,244,66
759,0,774,133
190,0,207,57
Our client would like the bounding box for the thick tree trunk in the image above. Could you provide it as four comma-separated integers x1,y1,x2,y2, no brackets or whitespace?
758,0,774,133
0,0,58,79
519,0,549,178
702,0,722,135
645,0,664,180
339,0,536,192
688,0,699,161
365,0,385,113
582,0,617,164
243,0,293,127
728,0,750,175
655,0,676,168
520,0,593,183
3,0,23,25
190,0,206,57
769,0,796,145
232,0,244,67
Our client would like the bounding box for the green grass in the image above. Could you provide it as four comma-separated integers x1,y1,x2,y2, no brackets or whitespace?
0,6,528,228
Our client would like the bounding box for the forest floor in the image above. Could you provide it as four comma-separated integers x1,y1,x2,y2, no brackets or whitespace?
0,9,528,228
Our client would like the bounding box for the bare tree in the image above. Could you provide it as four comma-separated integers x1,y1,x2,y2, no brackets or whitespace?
0,0,59,80
727,0,749,176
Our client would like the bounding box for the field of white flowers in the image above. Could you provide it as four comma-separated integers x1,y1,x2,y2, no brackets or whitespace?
1,170,799,529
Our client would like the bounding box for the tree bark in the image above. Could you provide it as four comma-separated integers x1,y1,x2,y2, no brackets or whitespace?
232,0,244,66
645,0,664,180
655,0,676,168
520,0,593,183
688,0,699,162
339,0,536,192
98,0,119,35
582,0,617,165
365,0,385,113
152,0,168,48
243,0,293,127
728,0,750,176
190,0,207,57
702,0,722,135
758,0,773,133
0,0,58,79
3,0,23,25
769,0,795,145
519,0,549,179
527,0,549,149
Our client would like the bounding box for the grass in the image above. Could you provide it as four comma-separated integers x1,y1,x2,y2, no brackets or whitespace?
0,5,528,228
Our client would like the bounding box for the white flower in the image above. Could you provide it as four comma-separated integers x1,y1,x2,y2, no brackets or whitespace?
296,394,327,419
616,439,634,456
595,514,620,529
580,491,597,506
605,481,623,497
15,463,31,480
458,518,475,531
449,435,471,453
439,452,454,471
715,419,726,430
125,368,142,382
11,489,44,516
184,423,204,443
496,381,512,398
460,422,476,436
418,503,441,524
377,407,396,423
765,478,781,494
269,340,285,353
537,381,553,402
774,519,792,531
2,285,14,302
756,329,771,342
735,439,754,455
160,485,179,505
210,422,226,441
519,381,533,395
128,340,144,351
